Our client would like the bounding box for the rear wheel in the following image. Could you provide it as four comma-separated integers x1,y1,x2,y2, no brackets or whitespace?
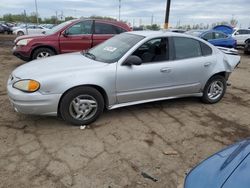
202,75,226,104
60,87,104,125
32,48,55,60
17,31,24,36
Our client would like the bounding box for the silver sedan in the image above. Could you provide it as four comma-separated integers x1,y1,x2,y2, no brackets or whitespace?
7,31,240,125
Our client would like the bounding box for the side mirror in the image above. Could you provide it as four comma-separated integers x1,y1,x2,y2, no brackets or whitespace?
123,55,142,66
42,31,46,34
235,32,239,35
62,30,69,37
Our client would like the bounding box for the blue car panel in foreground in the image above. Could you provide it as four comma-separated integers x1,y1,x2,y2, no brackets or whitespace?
184,139,250,188
200,30,237,48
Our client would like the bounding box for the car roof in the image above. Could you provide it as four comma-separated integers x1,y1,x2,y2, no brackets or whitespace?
75,18,130,30
128,30,194,38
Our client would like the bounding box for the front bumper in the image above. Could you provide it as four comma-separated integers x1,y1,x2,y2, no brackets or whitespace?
12,45,31,61
7,83,62,116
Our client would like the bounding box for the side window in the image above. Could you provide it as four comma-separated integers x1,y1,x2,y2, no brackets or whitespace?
200,42,213,56
114,26,127,34
132,38,169,63
95,22,117,34
203,32,213,40
214,32,227,39
238,30,247,35
67,21,92,35
173,37,202,60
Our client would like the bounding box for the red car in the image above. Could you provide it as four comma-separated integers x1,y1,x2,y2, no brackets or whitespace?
13,19,131,61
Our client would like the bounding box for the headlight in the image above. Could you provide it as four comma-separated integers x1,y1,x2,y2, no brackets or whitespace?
16,39,32,46
13,79,40,92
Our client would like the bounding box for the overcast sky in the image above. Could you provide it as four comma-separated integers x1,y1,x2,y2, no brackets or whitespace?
0,0,250,27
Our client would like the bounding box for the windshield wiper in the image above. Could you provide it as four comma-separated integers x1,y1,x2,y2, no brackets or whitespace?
84,51,96,60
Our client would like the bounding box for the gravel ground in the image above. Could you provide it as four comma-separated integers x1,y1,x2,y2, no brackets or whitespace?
0,34,250,188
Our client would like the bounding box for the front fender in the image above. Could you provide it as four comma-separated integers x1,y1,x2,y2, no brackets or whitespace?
38,63,117,106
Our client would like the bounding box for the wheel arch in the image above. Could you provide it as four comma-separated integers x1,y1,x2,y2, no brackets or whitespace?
31,45,58,59
57,84,109,117
202,71,229,91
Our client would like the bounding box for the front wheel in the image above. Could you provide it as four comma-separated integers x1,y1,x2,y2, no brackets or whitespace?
202,75,227,104
32,48,55,60
59,87,104,125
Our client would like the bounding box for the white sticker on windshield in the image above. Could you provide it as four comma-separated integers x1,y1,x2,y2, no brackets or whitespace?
103,46,117,52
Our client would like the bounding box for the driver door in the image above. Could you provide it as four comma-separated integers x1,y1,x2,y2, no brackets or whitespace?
116,37,174,103
59,20,93,53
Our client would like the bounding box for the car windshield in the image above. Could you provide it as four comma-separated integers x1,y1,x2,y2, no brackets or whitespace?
85,33,145,63
45,20,75,35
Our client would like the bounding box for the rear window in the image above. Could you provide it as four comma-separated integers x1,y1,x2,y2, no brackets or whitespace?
173,37,202,60
200,42,213,56
95,22,117,34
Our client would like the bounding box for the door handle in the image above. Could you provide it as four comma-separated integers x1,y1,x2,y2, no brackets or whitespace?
160,68,172,73
204,62,212,67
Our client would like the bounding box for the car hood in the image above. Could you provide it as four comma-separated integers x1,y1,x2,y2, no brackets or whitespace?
12,52,108,79
14,34,46,43
184,139,250,188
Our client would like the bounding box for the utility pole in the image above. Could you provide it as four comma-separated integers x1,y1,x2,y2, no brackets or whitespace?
24,10,28,35
164,0,171,29
118,0,121,21
55,11,58,24
34,0,39,25
151,14,154,25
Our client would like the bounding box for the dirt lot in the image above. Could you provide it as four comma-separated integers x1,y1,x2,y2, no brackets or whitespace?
0,34,250,188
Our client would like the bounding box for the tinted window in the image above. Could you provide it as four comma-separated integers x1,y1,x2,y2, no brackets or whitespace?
203,32,213,40
67,21,92,35
238,30,249,35
95,22,117,34
214,32,227,39
132,38,169,63
114,25,127,34
173,37,202,60
200,42,212,56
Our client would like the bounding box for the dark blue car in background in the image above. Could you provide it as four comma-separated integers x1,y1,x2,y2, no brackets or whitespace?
184,139,250,188
186,30,237,48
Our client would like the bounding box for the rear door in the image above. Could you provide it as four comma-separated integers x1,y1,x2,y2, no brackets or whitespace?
164,37,216,94
59,20,93,53
92,21,125,47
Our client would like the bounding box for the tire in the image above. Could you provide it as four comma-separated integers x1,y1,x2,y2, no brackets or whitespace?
244,50,250,55
59,86,104,125
202,75,227,104
17,31,24,36
32,48,55,60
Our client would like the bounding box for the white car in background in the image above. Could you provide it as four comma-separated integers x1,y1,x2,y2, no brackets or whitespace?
232,28,250,46
13,25,49,36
